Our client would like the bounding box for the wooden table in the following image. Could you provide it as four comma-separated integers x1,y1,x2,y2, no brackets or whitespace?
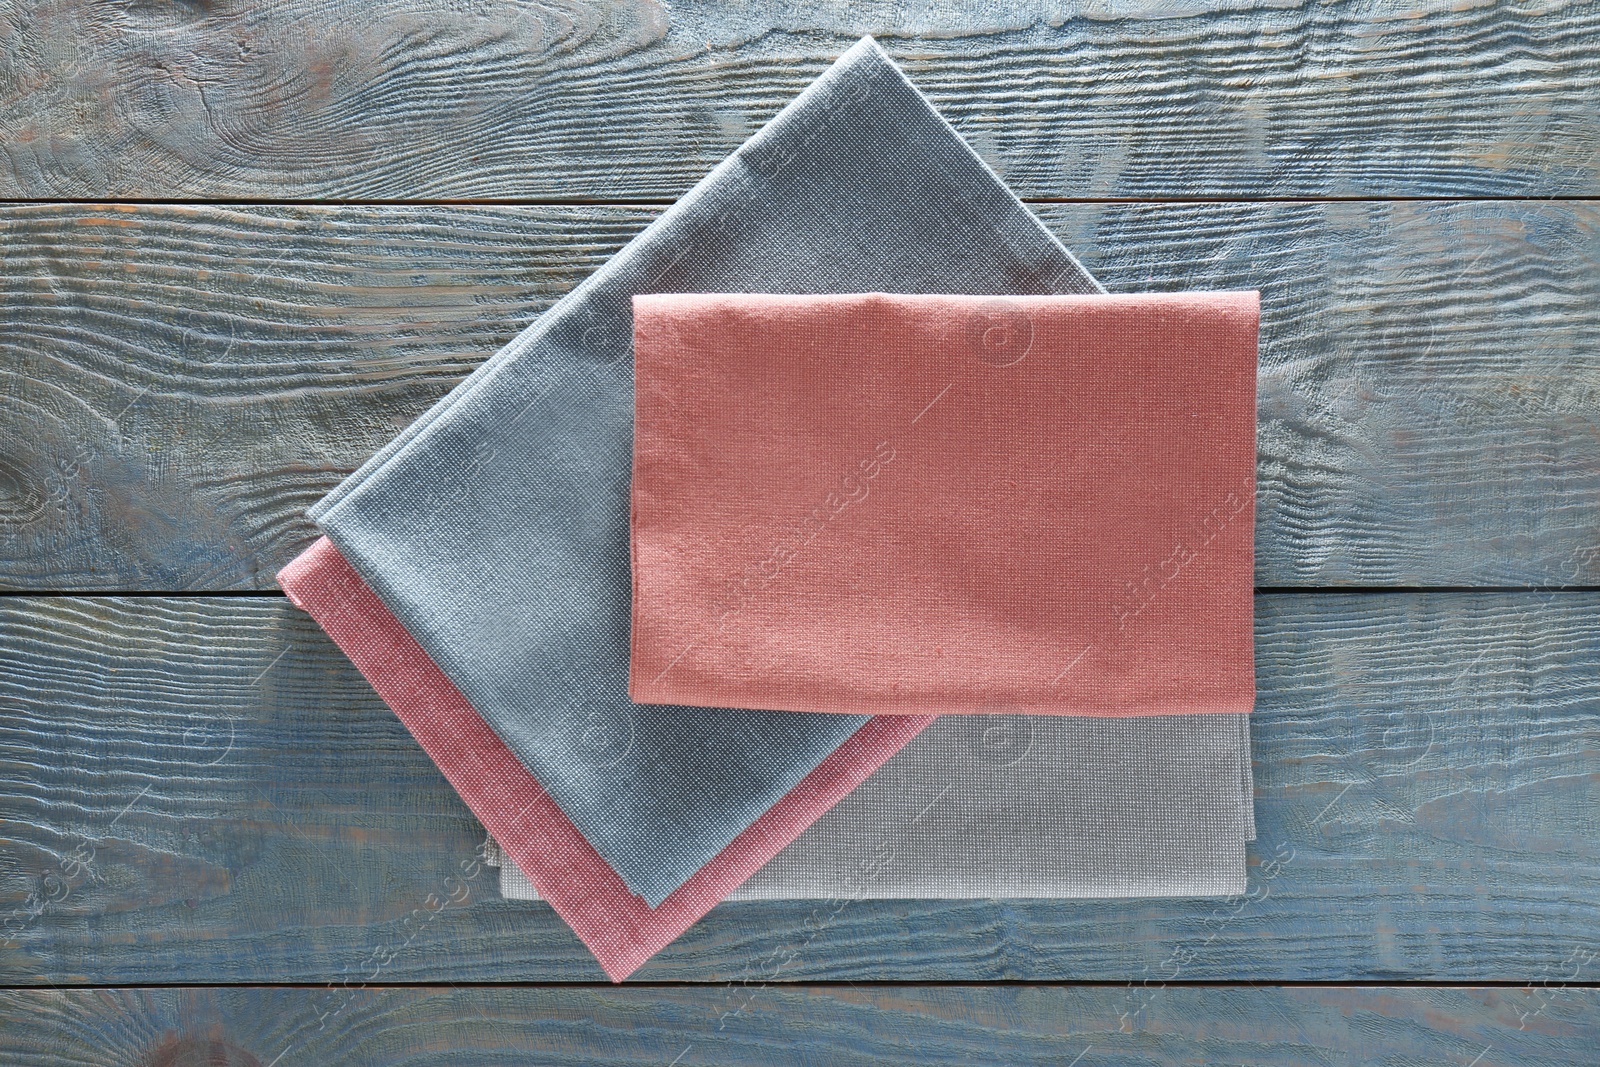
3,4,1598,1062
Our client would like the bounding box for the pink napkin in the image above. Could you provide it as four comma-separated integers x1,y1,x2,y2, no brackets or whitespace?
630,291,1259,717
278,537,930,980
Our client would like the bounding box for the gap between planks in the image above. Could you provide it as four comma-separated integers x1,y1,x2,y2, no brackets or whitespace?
2,196,1599,209
6,587,1600,599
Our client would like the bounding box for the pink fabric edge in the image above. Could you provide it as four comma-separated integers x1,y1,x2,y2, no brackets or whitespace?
277,536,932,981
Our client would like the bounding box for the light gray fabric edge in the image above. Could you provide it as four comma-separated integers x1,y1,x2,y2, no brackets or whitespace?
489,713,1250,901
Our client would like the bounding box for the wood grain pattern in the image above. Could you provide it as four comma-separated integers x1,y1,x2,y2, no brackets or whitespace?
1,985,1596,1066
2,199,1597,590
2,1,1598,199
1,593,1595,984
0,203,656,588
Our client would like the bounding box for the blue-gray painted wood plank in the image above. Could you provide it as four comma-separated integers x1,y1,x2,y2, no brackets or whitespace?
2,199,1596,589
1,592,1595,984
0,985,1596,1066
2,1,1598,199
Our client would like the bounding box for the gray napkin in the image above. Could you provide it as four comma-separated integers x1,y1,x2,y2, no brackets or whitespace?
309,36,1251,906
493,714,1251,901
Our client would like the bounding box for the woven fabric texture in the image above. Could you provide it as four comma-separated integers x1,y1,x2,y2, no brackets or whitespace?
496,712,1248,902
630,292,1259,717
302,36,1114,905
278,536,931,980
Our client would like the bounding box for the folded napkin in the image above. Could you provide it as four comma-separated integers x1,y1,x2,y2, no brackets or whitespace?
278,536,932,981
300,35,1111,906
496,712,1250,902
630,291,1259,717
